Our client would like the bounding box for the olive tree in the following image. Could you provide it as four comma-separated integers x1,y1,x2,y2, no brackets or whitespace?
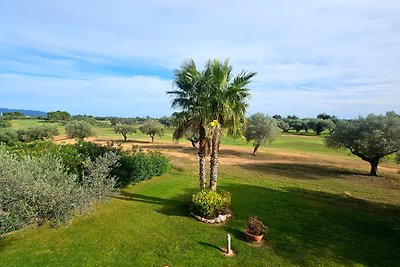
276,119,289,132
140,120,164,143
65,121,95,140
18,125,59,141
245,113,281,155
326,112,400,176
114,124,137,141
308,118,335,135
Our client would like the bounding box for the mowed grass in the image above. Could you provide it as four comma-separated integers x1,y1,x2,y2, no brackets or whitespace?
1,120,400,266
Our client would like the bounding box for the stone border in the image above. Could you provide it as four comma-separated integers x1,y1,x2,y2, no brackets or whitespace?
191,213,232,224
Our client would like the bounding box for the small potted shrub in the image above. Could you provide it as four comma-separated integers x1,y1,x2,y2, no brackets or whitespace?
245,217,268,242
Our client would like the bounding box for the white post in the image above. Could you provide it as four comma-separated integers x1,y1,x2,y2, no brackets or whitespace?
226,233,231,255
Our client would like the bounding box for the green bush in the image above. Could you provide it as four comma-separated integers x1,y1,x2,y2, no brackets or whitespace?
113,150,170,187
0,120,11,128
0,145,118,234
7,140,170,188
65,120,95,139
0,128,18,145
16,125,59,142
74,139,120,159
191,190,231,219
10,141,84,175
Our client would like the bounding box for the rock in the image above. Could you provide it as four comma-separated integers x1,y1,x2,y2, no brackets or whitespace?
215,217,221,223
209,219,215,224
218,214,226,222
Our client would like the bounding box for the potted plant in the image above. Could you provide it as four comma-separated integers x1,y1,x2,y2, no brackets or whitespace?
245,217,268,242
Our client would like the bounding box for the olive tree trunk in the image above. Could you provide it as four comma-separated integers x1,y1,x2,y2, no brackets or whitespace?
190,140,197,148
252,144,260,156
369,159,379,176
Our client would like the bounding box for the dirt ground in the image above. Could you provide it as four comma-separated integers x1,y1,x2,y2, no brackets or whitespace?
53,135,400,175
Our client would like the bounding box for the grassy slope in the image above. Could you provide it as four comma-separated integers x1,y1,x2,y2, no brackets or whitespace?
1,120,399,266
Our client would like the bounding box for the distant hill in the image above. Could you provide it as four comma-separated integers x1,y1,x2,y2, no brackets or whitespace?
0,107,47,117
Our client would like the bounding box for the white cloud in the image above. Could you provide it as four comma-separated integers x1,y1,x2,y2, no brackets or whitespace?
0,1,399,117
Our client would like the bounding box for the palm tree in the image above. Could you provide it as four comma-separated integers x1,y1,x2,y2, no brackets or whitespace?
167,60,210,190
205,59,256,191
168,59,256,192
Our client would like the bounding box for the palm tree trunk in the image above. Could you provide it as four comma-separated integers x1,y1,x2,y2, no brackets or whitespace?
198,124,207,190
210,128,220,192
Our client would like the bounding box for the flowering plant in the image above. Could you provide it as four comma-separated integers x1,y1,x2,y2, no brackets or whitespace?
246,217,268,236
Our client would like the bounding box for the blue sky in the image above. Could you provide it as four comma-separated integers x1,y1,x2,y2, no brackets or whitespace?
1,0,399,118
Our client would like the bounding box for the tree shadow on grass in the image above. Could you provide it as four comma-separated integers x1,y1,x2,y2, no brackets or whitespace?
114,191,173,205
218,183,400,266
115,189,196,218
0,237,12,253
239,162,364,180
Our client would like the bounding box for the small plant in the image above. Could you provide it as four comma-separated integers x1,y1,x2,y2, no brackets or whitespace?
246,217,268,236
191,190,231,219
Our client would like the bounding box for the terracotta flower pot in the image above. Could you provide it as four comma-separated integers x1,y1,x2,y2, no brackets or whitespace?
245,231,263,242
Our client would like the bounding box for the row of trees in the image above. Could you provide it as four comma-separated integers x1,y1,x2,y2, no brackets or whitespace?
243,111,400,176
0,125,59,144
114,120,165,142
0,121,95,144
273,114,337,135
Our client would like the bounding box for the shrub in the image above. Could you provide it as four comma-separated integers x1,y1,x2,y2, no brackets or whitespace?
0,128,18,145
113,150,171,187
0,120,11,128
72,141,170,187
8,140,170,189
10,141,85,175
65,120,95,139
246,217,268,236
191,190,231,219
16,125,59,142
0,145,118,234
74,139,118,159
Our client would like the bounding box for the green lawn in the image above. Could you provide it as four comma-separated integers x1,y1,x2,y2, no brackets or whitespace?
1,119,399,266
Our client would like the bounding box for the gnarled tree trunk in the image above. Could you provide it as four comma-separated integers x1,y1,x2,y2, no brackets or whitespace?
190,140,197,148
252,144,260,156
198,124,207,190
350,148,380,176
210,127,220,192
369,159,379,176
